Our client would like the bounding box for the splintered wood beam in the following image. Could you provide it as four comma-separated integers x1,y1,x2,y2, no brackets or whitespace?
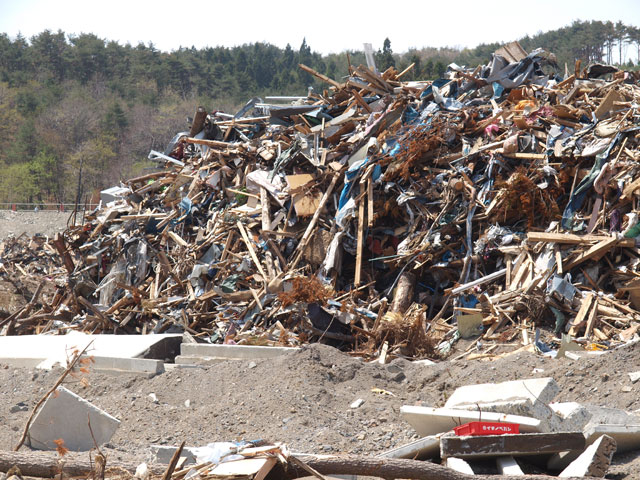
298,64,342,89
236,221,268,280
354,193,366,287
564,237,618,271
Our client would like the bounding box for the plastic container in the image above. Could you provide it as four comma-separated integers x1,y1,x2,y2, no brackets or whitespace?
453,421,520,436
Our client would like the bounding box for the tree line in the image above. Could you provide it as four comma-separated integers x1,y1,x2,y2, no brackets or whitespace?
0,19,637,205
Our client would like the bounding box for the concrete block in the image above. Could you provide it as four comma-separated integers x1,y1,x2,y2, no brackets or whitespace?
400,406,542,437
151,445,198,464
446,457,474,474
180,343,298,359
583,405,640,430
584,424,640,453
444,377,559,409
27,386,119,451
559,435,616,478
378,435,441,460
440,432,585,459
89,356,165,376
496,456,524,476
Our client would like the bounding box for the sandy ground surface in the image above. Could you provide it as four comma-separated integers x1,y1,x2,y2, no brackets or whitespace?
0,343,639,477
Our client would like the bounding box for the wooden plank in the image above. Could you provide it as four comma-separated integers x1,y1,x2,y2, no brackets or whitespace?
584,297,599,339
527,232,634,247
564,237,618,271
568,293,595,337
367,178,374,227
440,432,585,459
354,193,366,286
502,152,546,160
260,187,271,233
298,63,342,89
350,89,372,113
236,221,268,280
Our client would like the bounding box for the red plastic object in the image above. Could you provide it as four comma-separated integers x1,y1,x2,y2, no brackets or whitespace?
453,421,520,436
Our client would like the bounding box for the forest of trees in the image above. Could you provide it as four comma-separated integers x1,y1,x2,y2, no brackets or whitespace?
0,20,638,205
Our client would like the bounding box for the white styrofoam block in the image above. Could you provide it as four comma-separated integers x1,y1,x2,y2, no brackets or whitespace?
27,386,120,451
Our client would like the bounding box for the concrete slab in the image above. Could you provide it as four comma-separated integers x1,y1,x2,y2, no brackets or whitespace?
444,377,559,409
496,456,524,476
559,435,616,478
440,432,585,459
446,457,474,474
0,332,181,369
584,424,640,453
451,399,560,433
377,435,441,460
27,386,120,451
400,406,542,437
180,343,298,359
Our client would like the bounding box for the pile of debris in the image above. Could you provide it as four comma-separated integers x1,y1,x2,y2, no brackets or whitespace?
2,41,640,361
385,376,639,478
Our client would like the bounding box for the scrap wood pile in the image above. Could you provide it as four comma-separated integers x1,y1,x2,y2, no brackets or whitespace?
2,41,640,360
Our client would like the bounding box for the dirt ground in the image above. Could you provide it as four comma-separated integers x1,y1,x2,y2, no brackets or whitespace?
0,210,75,239
0,343,639,477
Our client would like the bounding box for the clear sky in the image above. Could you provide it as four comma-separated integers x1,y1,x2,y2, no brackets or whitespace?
0,0,639,55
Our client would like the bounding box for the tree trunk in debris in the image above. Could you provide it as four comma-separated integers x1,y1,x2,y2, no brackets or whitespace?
0,451,599,480
279,455,596,480
0,451,164,478
390,271,415,314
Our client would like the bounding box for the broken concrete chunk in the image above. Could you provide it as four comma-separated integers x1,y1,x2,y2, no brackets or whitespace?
549,402,593,432
584,424,640,453
400,406,541,437
444,377,559,409
26,386,120,451
559,434,616,478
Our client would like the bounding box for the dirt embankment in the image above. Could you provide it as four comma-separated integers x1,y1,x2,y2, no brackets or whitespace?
0,343,639,476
